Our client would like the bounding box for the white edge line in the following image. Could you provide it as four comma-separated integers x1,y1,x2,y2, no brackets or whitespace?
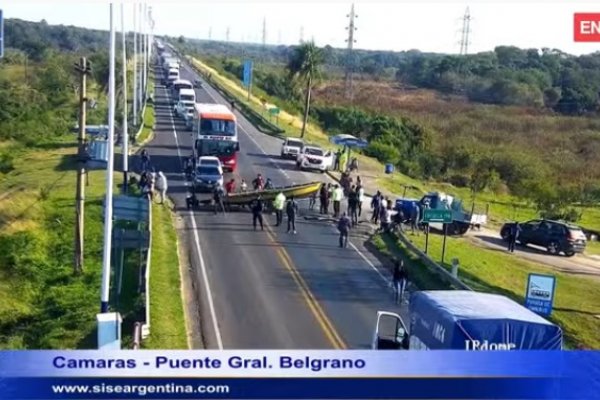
185,61,390,288
164,83,224,350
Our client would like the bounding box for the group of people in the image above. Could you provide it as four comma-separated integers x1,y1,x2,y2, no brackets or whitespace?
318,178,366,222
139,150,168,204
333,148,359,173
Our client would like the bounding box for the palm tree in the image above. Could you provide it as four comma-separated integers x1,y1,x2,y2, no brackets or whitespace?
287,41,323,138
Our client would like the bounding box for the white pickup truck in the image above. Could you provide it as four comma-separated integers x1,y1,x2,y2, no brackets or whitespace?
296,145,334,173
281,138,304,159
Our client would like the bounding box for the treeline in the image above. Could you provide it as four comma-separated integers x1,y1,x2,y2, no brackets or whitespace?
0,18,125,147
175,37,600,115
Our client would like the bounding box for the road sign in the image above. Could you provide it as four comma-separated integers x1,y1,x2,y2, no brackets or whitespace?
422,209,453,224
242,60,253,88
525,273,556,316
574,13,600,42
268,107,280,115
0,10,4,59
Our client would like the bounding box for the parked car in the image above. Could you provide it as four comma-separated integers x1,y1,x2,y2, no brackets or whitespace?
281,138,304,159
198,156,223,175
193,165,223,192
500,219,587,257
295,145,333,173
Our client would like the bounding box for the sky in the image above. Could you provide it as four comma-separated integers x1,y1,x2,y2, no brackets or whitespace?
3,1,600,55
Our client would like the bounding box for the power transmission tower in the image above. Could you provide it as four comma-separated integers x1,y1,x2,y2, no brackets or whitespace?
74,57,92,275
226,27,230,42
459,7,471,55
344,3,357,100
300,26,304,44
209,26,212,40
278,30,282,45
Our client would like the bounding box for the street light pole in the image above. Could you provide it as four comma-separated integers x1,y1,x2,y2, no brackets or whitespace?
132,2,137,127
100,2,116,314
121,3,129,193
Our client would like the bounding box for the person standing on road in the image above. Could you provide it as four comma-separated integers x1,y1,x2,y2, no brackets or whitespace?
253,174,265,191
273,191,286,227
410,202,420,235
392,259,408,304
347,185,359,226
140,149,150,172
371,191,383,223
155,171,167,204
309,191,317,211
332,184,344,218
213,184,226,214
356,183,365,218
286,196,299,234
337,212,352,248
225,178,236,194
508,222,520,253
319,184,329,214
240,179,248,192
251,195,265,231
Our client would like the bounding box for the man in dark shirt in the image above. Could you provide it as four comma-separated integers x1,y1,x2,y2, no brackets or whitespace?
347,186,359,226
371,191,382,223
286,196,299,234
250,196,265,231
337,212,352,248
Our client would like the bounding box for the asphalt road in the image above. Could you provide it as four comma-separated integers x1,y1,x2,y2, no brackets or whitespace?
143,60,409,349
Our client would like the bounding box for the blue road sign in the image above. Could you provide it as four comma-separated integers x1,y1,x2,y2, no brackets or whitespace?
0,10,4,59
525,273,556,316
243,60,253,87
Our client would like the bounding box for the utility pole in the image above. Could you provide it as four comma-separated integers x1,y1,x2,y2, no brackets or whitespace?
132,3,137,127
142,3,147,102
101,3,116,314
138,3,143,110
74,57,91,275
344,3,358,101
300,26,304,44
459,7,472,55
262,17,267,48
209,26,212,40
121,3,129,193
226,26,230,42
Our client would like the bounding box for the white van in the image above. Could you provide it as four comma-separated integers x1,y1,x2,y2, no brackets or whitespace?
166,68,179,87
171,79,193,102
178,88,196,104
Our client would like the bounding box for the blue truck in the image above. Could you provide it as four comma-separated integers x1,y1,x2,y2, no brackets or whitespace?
394,192,488,235
372,291,563,350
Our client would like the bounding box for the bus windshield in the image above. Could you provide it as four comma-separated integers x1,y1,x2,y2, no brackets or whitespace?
197,140,237,156
200,118,236,136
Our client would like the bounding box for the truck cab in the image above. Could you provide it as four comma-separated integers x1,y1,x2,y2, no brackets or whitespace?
372,291,563,350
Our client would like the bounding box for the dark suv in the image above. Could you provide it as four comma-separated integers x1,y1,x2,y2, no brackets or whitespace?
500,219,587,257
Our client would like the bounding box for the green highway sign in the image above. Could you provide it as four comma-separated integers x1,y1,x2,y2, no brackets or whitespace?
268,107,280,115
422,209,453,224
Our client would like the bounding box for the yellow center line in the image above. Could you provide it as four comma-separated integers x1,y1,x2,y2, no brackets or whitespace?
264,226,347,349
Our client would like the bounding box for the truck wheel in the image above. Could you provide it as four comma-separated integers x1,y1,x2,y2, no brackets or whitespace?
565,250,576,257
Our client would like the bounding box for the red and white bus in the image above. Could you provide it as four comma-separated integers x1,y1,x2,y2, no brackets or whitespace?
192,103,240,172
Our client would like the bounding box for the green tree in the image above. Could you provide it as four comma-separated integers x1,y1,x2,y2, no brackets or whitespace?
287,41,323,138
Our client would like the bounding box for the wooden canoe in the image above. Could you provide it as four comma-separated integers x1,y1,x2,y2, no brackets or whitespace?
224,181,322,205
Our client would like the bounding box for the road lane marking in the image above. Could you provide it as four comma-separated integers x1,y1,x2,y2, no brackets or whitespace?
163,84,224,350
183,61,392,339
265,227,347,349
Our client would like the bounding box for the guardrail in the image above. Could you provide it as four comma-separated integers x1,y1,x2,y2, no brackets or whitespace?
141,199,153,340
395,230,472,291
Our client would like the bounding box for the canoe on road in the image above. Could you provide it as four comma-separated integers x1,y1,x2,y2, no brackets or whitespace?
224,181,322,205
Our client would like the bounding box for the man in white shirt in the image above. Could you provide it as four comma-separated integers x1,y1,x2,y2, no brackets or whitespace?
356,184,365,218
332,184,344,218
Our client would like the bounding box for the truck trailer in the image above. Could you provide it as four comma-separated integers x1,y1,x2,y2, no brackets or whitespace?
372,290,563,350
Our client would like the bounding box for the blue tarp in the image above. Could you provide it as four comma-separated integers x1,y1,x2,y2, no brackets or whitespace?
409,291,563,350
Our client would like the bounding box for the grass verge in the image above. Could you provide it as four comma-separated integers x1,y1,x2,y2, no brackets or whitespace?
400,231,600,349
0,137,122,348
143,203,188,349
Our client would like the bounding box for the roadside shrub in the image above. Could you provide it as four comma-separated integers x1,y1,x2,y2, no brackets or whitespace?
364,140,401,164
448,174,470,188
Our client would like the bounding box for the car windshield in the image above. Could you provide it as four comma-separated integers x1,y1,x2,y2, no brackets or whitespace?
197,166,220,176
287,140,303,148
305,148,323,156
200,119,236,136
200,159,220,167
180,94,195,102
